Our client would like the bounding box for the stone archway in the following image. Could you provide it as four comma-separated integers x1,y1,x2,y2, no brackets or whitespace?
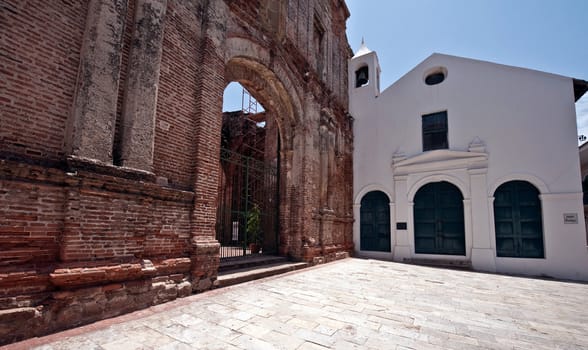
222,55,302,260
224,57,298,149
189,3,354,285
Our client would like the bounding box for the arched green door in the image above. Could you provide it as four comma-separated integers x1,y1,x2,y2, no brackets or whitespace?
494,181,544,258
360,191,391,252
414,182,465,255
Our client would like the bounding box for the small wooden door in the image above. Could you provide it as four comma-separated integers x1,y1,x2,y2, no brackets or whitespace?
360,191,391,252
494,181,544,258
414,182,465,255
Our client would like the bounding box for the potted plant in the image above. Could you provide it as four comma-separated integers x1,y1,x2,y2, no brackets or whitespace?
246,204,262,254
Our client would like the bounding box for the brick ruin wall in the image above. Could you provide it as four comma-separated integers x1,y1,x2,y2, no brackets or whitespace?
0,0,353,344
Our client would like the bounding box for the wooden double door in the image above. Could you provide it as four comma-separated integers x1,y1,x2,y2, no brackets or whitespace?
413,182,465,255
360,191,391,252
494,181,543,258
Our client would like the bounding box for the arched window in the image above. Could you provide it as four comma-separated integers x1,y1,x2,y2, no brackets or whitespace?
413,181,465,255
494,181,544,258
360,191,390,252
355,66,369,88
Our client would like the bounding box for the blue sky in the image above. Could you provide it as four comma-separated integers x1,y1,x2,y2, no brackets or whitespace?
224,1,588,141
223,82,263,112
345,0,588,142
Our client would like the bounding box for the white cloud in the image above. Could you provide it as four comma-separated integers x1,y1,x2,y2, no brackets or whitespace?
576,94,588,144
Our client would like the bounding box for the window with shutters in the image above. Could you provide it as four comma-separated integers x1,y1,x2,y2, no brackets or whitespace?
422,111,448,151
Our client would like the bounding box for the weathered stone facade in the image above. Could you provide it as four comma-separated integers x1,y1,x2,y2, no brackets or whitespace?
0,0,353,344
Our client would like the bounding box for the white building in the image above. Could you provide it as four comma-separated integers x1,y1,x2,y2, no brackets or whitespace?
578,142,588,239
349,41,588,280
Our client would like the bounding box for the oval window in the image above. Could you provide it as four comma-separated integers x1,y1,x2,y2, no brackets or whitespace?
425,72,445,85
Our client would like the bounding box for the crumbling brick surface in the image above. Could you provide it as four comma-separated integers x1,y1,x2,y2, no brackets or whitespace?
0,0,353,344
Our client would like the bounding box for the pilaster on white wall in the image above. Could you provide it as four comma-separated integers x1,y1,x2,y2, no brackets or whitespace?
394,200,413,261
468,176,498,271
463,199,473,257
352,203,361,255
389,202,397,258
394,176,408,223
469,171,492,249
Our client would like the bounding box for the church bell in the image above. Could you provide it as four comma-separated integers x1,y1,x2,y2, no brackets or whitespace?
355,67,369,87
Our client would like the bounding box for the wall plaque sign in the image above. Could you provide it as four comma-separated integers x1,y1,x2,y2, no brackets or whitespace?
563,213,578,224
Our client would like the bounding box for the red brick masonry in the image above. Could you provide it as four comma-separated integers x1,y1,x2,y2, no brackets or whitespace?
0,0,353,344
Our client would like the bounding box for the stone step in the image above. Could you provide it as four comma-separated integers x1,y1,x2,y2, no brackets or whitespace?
217,261,309,288
219,255,288,272
403,258,472,270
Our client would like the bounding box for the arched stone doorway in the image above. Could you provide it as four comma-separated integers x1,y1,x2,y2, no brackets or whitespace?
163,0,353,289
216,55,300,261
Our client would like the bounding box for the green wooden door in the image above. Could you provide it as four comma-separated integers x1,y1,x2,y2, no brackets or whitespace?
414,182,465,255
360,191,391,252
494,181,544,258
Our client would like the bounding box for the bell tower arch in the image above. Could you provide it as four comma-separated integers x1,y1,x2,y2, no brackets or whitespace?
348,39,382,115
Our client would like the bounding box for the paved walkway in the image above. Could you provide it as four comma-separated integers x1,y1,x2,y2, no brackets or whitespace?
7,258,588,350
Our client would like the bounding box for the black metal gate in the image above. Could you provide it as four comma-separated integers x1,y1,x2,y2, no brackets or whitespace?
216,147,279,259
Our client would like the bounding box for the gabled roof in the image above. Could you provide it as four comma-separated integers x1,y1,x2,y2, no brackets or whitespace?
380,52,588,100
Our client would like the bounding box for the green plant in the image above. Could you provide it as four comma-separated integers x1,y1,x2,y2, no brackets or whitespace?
246,204,262,244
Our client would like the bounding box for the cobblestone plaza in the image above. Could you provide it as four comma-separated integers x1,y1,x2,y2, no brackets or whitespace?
9,258,588,350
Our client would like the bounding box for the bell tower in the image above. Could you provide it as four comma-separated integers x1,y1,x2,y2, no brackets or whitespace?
348,38,381,116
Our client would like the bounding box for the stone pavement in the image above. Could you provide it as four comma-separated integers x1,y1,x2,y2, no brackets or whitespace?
6,258,588,350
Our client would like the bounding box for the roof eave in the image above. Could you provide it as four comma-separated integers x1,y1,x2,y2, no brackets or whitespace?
574,78,588,102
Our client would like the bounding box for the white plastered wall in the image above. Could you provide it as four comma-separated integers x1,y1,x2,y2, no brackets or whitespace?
350,52,588,281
